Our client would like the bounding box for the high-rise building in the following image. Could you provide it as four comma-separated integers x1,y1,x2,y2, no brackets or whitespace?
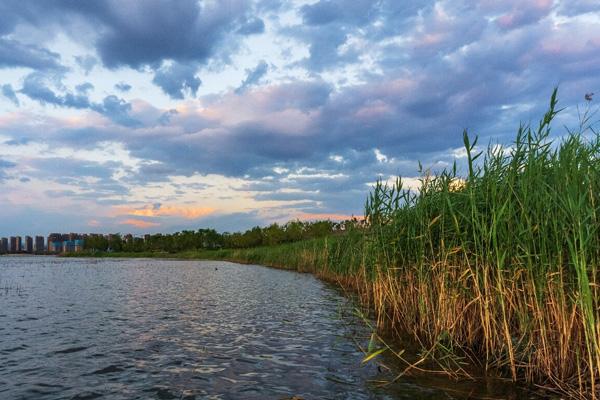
34,236,45,252
74,239,84,252
61,239,85,253
24,236,33,253
0,238,7,253
9,237,17,253
15,236,22,252
47,233,62,253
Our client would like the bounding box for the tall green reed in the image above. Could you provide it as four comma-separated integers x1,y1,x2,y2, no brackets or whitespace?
212,88,600,397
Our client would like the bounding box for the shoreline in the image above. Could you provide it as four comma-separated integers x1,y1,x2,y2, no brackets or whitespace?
61,246,555,399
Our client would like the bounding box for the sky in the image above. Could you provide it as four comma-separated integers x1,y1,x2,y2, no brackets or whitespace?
0,0,599,236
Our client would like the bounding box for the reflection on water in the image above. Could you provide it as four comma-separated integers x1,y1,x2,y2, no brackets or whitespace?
0,257,550,399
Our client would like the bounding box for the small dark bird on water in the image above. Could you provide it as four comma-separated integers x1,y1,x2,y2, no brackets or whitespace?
215,267,218,271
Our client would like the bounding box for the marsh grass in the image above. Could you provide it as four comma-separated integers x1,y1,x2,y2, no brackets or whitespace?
209,89,600,398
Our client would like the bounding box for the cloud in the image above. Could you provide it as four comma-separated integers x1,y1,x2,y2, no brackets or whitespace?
0,159,16,174
0,0,599,235
114,82,132,92
0,159,16,182
120,219,161,228
158,109,178,125
74,55,97,74
495,1,553,30
152,61,201,99
300,0,374,26
4,137,29,146
291,0,377,70
237,17,265,35
25,157,131,205
236,60,269,93
292,26,354,71
301,1,340,26
116,205,216,220
1,84,19,106
95,1,247,68
20,73,90,108
0,38,63,70
0,0,263,98
555,0,600,16
19,73,141,127
76,82,94,94
90,95,141,127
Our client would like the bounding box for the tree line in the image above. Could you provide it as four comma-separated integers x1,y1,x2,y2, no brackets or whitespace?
83,219,362,253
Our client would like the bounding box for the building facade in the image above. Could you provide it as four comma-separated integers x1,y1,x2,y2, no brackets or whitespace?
24,236,33,253
47,233,62,253
62,240,84,253
34,236,45,252
9,237,17,252
0,238,7,253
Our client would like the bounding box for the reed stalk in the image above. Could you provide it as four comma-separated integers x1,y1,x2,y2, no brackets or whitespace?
202,88,599,398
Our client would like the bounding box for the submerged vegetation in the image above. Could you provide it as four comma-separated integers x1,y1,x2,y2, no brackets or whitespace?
79,89,599,398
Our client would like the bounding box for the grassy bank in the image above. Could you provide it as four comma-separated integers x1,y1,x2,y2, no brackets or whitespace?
69,238,336,272
73,90,599,398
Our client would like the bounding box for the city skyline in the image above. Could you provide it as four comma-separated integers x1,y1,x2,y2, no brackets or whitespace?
0,232,90,253
1,1,599,236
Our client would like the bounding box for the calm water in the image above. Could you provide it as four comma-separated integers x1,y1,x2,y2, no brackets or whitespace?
0,257,549,399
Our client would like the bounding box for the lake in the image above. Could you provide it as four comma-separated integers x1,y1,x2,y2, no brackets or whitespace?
0,257,548,399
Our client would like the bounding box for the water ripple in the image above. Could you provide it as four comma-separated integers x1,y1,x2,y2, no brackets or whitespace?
0,256,551,399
